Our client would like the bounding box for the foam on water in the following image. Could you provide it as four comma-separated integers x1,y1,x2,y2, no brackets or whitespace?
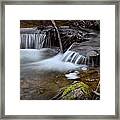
65,72,80,80
21,52,87,73
20,48,57,64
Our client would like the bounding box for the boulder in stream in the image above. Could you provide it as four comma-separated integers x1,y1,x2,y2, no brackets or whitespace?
52,82,92,100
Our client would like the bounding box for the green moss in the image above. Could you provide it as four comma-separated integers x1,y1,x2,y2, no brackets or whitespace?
62,82,91,97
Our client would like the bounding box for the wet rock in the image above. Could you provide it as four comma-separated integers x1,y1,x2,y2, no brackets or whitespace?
63,42,100,67
52,82,92,100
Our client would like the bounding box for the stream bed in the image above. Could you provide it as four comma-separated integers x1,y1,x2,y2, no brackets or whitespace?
20,48,100,100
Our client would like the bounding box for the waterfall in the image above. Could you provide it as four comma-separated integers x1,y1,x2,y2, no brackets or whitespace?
62,51,87,65
20,28,49,49
20,33,46,49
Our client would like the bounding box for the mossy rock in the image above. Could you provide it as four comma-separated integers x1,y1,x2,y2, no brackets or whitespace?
62,82,90,96
56,82,92,100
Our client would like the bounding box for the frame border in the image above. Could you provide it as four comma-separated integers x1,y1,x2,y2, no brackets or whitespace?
0,0,119,119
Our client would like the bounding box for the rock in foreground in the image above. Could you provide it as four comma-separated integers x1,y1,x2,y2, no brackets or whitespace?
52,82,94,100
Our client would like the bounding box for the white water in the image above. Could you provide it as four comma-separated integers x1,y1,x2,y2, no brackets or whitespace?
62,50,87,65
20,33,46,49
20,48,57,64
70,53,79,63
65,71,80,80
21,49,87,73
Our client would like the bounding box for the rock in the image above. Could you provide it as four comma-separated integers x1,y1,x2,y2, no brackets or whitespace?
53,82,92,100
63,42,100,67
86,50,98,57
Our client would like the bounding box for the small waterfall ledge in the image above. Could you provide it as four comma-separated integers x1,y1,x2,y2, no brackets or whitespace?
20,27,53,49
62,42,100,67
20,33,46,49
62,50,87,65
20,28,100,67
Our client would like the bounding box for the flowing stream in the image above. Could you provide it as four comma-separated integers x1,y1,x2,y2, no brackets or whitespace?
20,48,87,100
20,25,100,100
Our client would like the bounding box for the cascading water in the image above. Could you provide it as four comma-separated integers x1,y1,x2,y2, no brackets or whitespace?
62,50,87,65
20,33,46,49
20,49,87,76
